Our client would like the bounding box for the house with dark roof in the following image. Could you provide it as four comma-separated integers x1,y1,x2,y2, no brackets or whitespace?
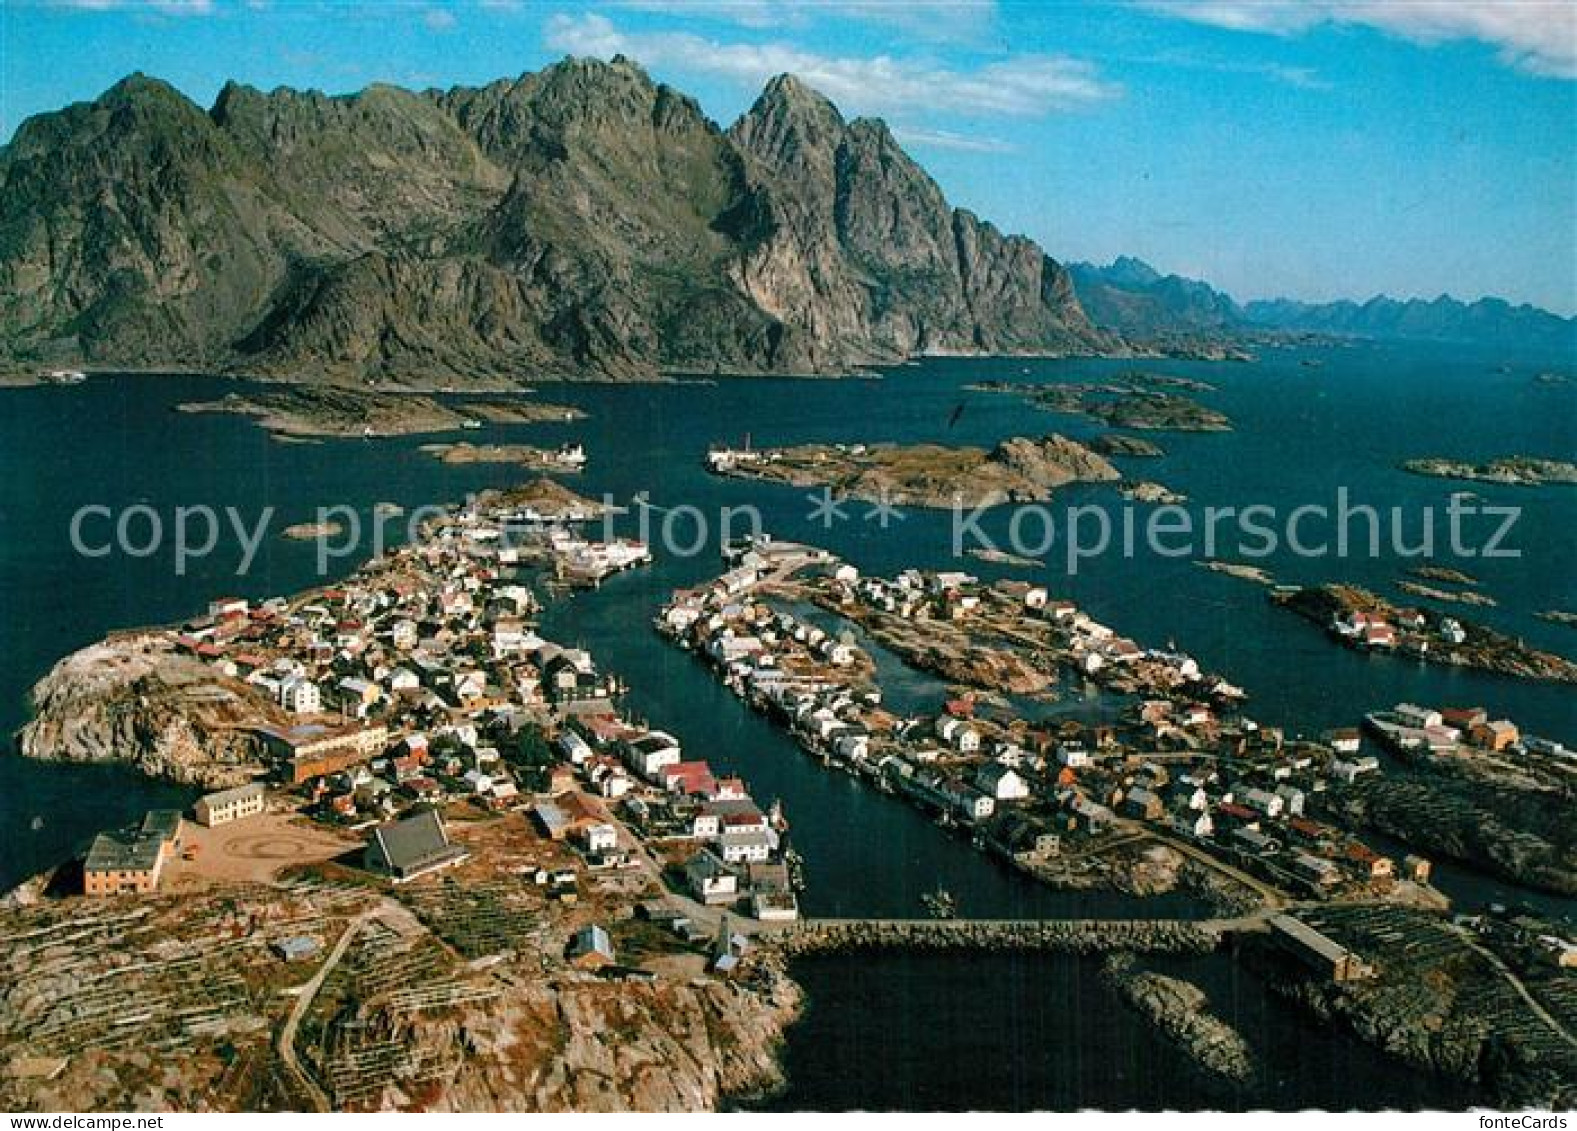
365,809,470,882
83,810,183,896
566,924,615,969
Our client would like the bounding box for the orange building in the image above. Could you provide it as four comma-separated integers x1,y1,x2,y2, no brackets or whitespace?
83,810,181,896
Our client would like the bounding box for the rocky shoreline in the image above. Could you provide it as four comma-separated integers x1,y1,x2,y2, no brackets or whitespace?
1322,775,1577,896
1101,955,1256,1087
13,634,272,789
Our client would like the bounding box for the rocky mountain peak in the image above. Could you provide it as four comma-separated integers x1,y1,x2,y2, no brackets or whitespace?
730,72,847,174
0,63,1111,381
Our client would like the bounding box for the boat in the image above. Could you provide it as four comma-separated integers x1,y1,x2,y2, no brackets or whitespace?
784,848,807,892
460,418,483,430
42,368,87,384
920,886,956,919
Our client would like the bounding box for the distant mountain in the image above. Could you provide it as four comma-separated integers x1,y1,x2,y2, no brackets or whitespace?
1240,294,1576,350
1071,257,1576,352
0,59,1110,384
1069,257,1242,335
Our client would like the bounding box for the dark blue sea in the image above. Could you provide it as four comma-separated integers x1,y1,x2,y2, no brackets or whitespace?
0,340,1571,1108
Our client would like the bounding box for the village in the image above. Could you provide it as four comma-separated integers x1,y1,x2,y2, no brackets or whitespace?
11,502,1576,1110
654,535,1572,916
65,483,803,967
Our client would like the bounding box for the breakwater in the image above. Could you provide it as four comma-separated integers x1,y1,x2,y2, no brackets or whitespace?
763,917,1229,956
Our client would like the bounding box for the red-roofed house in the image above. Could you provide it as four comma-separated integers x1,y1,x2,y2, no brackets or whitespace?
660,761,717,798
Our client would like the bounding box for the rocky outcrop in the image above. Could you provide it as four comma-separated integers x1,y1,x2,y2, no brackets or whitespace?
987,434,1122,491
1324,776,1577,897
1092,433,1165,457
1102,955,1256,1086
1401,456,1577,487
14,635,271,789
1,59,1110,383
422,962,801,1112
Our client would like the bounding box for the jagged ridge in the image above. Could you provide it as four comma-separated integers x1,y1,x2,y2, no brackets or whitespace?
0,58,1111,383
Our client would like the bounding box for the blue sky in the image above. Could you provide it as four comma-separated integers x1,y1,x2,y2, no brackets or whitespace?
3,0,1574,313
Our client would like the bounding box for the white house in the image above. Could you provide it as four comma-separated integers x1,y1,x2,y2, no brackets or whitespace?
719,829,774,865
582,823,618,854
388,667,420,693
936,717,981,753
623,730,683,780
1394,703,1443,730
685,851,739,905
975,764,1031,802
1331,756,1380,784
279,676,321,716
952,787,996,822
1058,744,1093,769
557,731,593,766
1275,785,1306,816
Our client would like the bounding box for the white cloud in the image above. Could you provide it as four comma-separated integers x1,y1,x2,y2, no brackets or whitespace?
1146,1,1577,79
890,126,1019,153
49,0,215,12
616,0,1001,43
423,7,457,30
544,12,1119,116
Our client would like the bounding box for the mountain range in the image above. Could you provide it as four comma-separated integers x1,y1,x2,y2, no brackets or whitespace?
3,59,1569,386
0,58,1111,384
1070,257,1576,352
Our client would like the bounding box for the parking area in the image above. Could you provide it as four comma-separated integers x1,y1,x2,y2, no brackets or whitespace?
162,808,359,889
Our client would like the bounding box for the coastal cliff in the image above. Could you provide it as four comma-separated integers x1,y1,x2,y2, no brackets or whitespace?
15,635,271,789
0,59,1110,384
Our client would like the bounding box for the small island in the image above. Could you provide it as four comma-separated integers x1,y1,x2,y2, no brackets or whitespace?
1196,560,1275,586
1092,433,1166,457
1395,580,1497,608
705,434,1120,508
177,386,585,440
1401,456,1577,487
1410,565,1479,586
483,477,616,523
282,520,345,541
966,378,1232,432
1121,481,1187,505
1273,583,1577,684
420,441,587,471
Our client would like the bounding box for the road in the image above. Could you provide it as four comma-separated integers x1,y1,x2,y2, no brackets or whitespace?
1137,823,1291,908
1456,930,1577,1050
277,911,371,1112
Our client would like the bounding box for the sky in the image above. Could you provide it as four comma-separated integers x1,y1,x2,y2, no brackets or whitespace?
2,0,1575,314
